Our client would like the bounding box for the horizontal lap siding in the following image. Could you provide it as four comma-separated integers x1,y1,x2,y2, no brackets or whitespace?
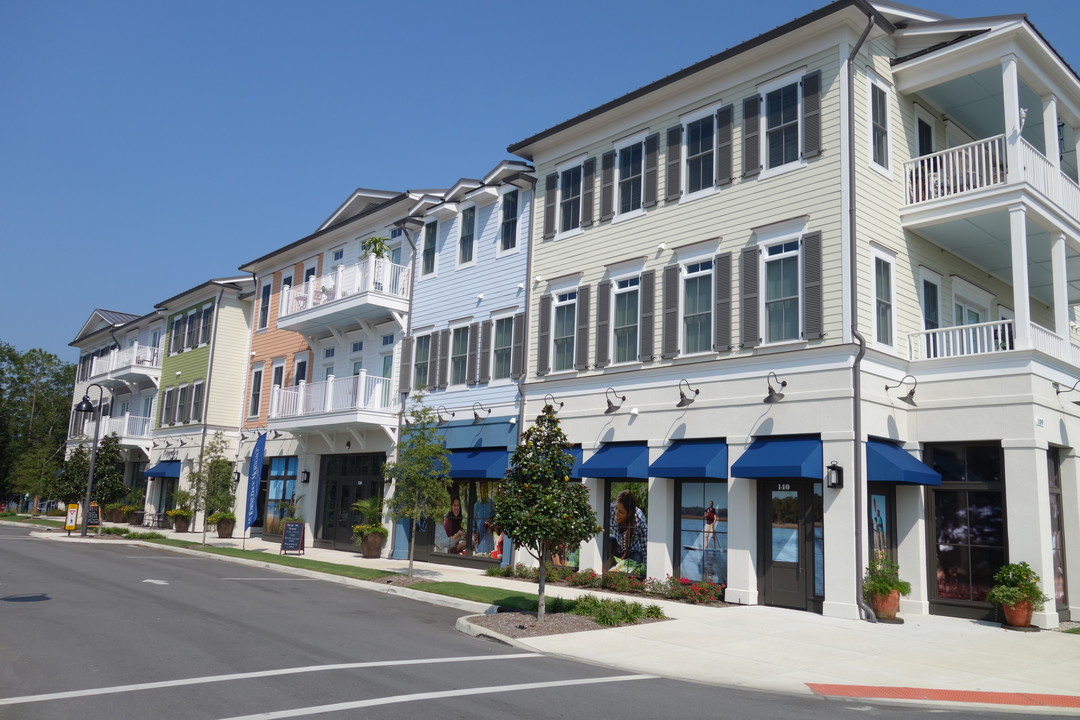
207,297,253,427
527,48,844,376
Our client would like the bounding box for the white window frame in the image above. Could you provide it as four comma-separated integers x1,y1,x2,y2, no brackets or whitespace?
271,358,285,392
611,273,641,365
412,334,431,390
330,245,345,263
176,383,190,424
199,303,213,346
421,220,438,277
490,314,516,382
914,104,936,158
248,364,264,418
496,186,521,257
457,204,477,269
613,130,647,222
759,68,808,179
292,353,309,386
185,309,199,350
448,325,471,387
190,380,204,423
279,270,294,316
758,230,803,345
870,244,896,349
303,260,318,284
680,259,713,356
681,104,721,201
257,277,272,330
950,277,993,326
919,267,942,332
555,155,586,240
551,289,578,373
162,387,177,426
867,70,891,176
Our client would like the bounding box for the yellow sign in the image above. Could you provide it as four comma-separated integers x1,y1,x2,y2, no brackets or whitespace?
65,504,78,531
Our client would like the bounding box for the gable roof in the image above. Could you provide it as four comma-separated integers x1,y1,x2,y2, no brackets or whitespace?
70,309,143,346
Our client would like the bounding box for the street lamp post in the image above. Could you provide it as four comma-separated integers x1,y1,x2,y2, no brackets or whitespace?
74,383,105,537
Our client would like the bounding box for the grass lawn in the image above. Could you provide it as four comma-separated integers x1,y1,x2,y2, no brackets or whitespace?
413,582,549,612
1065,628,1080,635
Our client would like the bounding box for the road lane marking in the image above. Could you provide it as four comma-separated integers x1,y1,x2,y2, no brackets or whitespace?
141,579,169,585
218,675,657,720
0,654,544,706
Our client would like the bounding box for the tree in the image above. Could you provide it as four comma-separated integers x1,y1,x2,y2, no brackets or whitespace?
9,443,63,513
188,432,237,531
492,405,601,622
90,433,126,506
384,393,450,577
54,444,90,505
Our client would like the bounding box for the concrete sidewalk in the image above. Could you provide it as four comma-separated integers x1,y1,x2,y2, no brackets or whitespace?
19,519,1080,714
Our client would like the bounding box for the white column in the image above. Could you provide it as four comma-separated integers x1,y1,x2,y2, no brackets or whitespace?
579,475,604,572
269,384,280,418
646,474,675,582
324,375,335,413
1043,94,1061,171
1003,439,1057,628
895,482,930,616
1052,234,1069,337
725,440,757,605
1060,448,1080,622
1009,204,1032,348
1002,55,1023,184
821,436,858,620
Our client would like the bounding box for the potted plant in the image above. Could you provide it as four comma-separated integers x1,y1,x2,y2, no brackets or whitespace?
207,511,236,538
167,489,194,532
361,236,390,260
986,561,1050,629
863,554,911,622
104,502,126,523
351,495,388,559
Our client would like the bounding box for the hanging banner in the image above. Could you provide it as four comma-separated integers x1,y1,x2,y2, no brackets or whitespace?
244,433,267,530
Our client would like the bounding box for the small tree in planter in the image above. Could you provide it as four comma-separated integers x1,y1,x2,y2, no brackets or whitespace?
351,495,388,558
986,561,1050,628
384,393,450,577
492,405,602,623
863,554,911,621
189,433,238,538
167,489,194,532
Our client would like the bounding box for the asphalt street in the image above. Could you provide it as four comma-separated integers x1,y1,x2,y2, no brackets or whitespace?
1,525,1074,720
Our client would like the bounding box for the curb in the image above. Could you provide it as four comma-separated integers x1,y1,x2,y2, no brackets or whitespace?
454,615,536,651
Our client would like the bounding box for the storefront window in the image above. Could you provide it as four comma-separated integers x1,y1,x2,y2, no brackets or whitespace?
605,481,648,576
431,480,502,561
676,481,727,584
264,456,298,535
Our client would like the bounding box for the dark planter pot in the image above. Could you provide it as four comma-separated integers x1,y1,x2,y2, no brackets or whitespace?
216,518,235,538
870,589,901,621
106,509,125,523
1002,600,1034,628
172,515,191,533
129,510,144,526
359,532,386,559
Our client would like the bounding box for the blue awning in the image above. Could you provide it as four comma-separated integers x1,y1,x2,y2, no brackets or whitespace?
649,440,728,478
568,446,584,479
579,443,650,479
866,439,941,486
448,448,509,479
731,436,822,479
143,461,181,478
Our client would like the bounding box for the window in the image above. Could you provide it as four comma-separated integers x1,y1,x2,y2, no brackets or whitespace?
351,341,364,353
185,311,199,350
413,335,431,389
294,358,307,385
332,247,344,262
190,382,204,423
873,248,894,346
458,207,475,266
500,190,519,252
686,115,714,194
617,141,644,215
382,334,394,346
422,222,437,276
683,262,712,354
553,291,577,372
390,227,403,240
869,74,890,170
450,327,469,385
200,305,212,345
162,387,176,426
352,360,363,375
613,277,640,363
764,240,800,342
249,366,263,417
271,362,284,390
170,315,185,355
176,385,190,423
324,348,335,359
303,265,316,282
258,280,272,329
492,317,514,380
559,164,583,232
765,81,799,169
915,106,934,157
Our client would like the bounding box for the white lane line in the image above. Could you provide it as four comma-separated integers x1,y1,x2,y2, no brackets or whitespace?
219,675,656,720
0,654,543,706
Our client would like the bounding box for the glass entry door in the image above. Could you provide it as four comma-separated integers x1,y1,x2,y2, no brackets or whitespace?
759,479,823,611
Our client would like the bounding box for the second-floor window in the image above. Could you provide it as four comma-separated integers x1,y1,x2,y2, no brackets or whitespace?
200,305,213,345
766,82,799,169
686,115,714,194
258,281,272,329
189,382,203,423
559,164,583,233
413,335,431,389
422,222,437,276
459,207,475,266
553,291,577,372
450,327,469,385
614,277,640,363
492,317,514,380
874,251,894,346
176,385,190,424
765,240,800,342
500,190,519,252
683,261,713,354
617,141,644,215
185,311,199,349
869,76,890,170
162,388,176,426
249,367,263,417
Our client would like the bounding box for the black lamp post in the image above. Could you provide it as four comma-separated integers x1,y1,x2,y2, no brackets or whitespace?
74,383,105,537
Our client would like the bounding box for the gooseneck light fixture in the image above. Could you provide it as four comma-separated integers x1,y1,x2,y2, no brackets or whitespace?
763,372,787,404
1054,379,1080,406
544,393,564,414
472,401,491,424
437,405,455,426
604,387,626,415
73,383,105,537
676,379,699,408
885,375,919,406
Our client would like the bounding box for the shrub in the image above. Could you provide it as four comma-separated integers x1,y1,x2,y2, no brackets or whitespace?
126,531,166,539
100,527,129,536
986,561,1050,610
484,565,514,578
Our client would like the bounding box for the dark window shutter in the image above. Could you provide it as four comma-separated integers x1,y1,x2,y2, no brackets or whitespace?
437,329,450,389
466,322,480,385
427,332,440,390
716,105,734,185
802,71,822,158
743,96,761,177
574,284,590,371
537,295,551,377
666,126,683,201
511,312,525,379
543,173,557,239
643,133,660,207
398,336,414,394
581,158,596,227
713,253,732,352
595,280,611,368
599,151,616,221
479,320,492,384
662,265,680,359
740,247,761,348
639,270,655,362
802,231,824,339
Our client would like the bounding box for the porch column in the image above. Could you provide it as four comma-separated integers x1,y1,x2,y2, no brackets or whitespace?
725,440,758,606
1002,439,1058,628
1043,95,1061,172
1002,55,1023,184
579,473,604,573
646,466,674,581
822,435,858,620
1052,233,1070,337
1060,447,1080,621
1008,204,1032,348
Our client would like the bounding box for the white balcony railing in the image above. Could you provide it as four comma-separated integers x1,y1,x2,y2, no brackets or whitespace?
89,343,163,378
904,135,1007,204
908,319,1015,361
280,257,410,318
269,371,397,420
77,414,153,440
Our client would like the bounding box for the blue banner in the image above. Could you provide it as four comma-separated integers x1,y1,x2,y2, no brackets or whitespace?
244,433,266,530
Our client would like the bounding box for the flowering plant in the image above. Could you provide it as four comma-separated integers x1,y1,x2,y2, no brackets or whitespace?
985,561,1050,610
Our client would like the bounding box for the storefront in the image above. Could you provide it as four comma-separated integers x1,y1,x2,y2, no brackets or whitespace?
314,452,385,550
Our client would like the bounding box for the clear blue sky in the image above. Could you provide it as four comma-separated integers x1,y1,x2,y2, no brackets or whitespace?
2,0,1075,361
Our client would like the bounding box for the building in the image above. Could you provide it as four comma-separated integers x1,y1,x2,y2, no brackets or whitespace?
508,0,1080,627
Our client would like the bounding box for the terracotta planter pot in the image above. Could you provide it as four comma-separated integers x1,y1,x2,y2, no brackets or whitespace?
870,589,901,620
172,516,191,533
216,518,235,538
1002,600,1034,628
359,532,386,559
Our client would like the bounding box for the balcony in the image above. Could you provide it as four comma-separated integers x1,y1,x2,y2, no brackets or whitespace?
908,319,1080,368
268,371,398,433
89,343,163,389
74,414,153,446
277,257,411,335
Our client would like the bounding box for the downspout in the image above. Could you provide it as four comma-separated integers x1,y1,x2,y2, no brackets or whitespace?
391,219,419,559
848,13,877,622
516,179,537,433
196,284,228,538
